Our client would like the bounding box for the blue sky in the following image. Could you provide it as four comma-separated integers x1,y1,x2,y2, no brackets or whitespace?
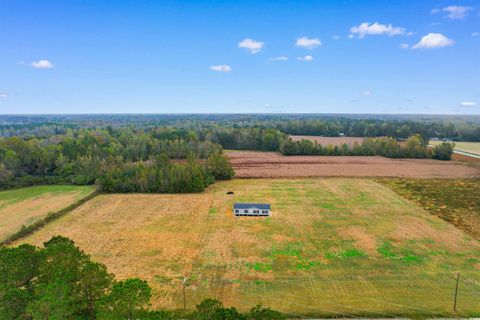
0,0,479,114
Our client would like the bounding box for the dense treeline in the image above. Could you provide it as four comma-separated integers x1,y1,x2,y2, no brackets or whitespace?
0,127,233,191
0,236,284,319
0,115,465,190
100,152,234,193
2,114,480,141
280,135,454,160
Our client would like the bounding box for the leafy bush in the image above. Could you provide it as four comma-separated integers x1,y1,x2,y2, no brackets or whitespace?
432,142,455,160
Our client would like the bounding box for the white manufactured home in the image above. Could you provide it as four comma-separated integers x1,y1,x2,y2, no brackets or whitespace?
233,203,271,216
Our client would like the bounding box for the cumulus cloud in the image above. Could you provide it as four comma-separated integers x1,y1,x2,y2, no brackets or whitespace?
209,65,232,72
0,93,7,98
459,101,477,107
31,59,53,69
411,33,454,49
238,38,264,54
268,56,288,61
297,55,313,62
432,6,473,19
473,32,480,37
362,90,372,96
295,37,321,49
349,22,405,38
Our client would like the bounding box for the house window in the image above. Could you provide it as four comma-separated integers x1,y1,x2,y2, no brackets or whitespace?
253,210,259,214
262,210,269,214
244,209,249,213
234,209,239,214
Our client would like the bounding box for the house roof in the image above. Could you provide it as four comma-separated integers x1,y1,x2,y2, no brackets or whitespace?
234,203,271,210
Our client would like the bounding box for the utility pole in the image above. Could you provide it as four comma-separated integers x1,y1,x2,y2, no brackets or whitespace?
453,272,460,312
183,276,188,311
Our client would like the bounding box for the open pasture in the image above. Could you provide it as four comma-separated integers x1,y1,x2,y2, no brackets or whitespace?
0,185,95,242
226,150,480,179
15,179,480,316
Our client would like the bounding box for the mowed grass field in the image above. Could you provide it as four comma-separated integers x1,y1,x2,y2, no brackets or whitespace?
15,179,480,317
0,185,95,242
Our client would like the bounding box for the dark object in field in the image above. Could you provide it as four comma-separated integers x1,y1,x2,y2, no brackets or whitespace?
227,191,234,195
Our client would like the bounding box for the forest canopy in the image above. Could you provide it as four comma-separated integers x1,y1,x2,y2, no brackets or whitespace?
0,114,470,191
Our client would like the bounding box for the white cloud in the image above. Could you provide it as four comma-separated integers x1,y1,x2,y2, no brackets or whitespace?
348,34,355,39
459,101,477,107
209,65,232,72
295,37,321,49
362,90,372,96
297,55,313,62
31,59,53,69
332,35,340,40
238,38,264,54
268,56,288,61
0,93,7,98
432,6,473,19
399,43,410,49
349,22,405,38
411,33,454,49
473,32,480,37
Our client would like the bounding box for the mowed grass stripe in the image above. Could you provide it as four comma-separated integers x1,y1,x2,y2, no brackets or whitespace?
14,179,480,316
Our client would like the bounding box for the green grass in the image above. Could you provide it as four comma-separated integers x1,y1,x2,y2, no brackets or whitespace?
0,185,94,207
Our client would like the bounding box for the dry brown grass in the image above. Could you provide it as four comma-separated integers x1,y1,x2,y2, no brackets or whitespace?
14,179,480,316
226,151,480,178
0,185,95,242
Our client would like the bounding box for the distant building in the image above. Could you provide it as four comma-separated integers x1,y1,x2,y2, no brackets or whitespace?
233,203,271,216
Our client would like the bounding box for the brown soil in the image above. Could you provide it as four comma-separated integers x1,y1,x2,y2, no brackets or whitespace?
226,151,480,179
290,136,365,146
452,153,480,163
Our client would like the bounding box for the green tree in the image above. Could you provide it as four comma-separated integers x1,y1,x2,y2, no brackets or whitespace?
190,298,223,320
28,236,113,319
247,304,285,320
432,142,455,160
98,278,151,320
78,262,114,319
206,151,234,180
0,244,38,320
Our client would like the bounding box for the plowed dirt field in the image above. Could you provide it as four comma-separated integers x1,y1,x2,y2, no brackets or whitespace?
226,151,480,178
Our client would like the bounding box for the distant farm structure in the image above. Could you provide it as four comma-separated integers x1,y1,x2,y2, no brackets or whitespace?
233,203,271,216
